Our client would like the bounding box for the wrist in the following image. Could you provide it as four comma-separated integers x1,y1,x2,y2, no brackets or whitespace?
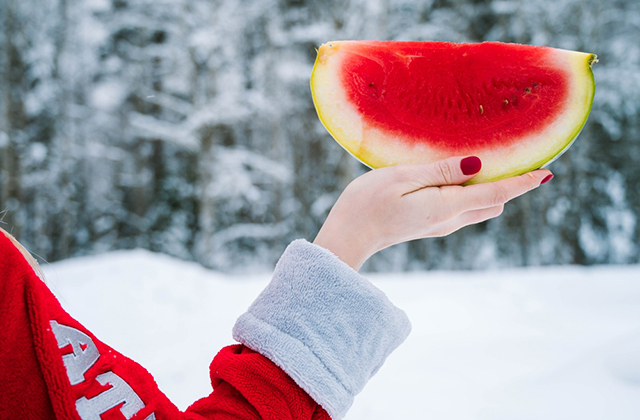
313,224,376,271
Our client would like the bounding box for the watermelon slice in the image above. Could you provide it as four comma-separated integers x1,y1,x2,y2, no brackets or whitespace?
310,41,596,183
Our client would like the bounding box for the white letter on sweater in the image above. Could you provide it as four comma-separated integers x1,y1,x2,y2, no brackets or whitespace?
49,321,100,385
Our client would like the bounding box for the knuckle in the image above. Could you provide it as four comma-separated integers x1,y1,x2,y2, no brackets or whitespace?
437,160,455,184
523,172,539,190
490,185,510,206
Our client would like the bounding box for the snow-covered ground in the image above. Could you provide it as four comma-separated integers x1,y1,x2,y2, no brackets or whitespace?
43,250,640,419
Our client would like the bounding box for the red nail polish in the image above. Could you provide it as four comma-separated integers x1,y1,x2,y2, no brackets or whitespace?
460,156,482,175
541,174,554,184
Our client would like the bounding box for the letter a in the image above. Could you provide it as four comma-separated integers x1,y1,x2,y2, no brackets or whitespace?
49,320,100,385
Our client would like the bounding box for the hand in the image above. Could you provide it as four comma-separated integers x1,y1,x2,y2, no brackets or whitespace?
313,156,553,271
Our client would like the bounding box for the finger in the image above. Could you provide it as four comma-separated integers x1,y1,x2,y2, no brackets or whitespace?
398,156,482,193
428,204,505,238
454,169,552,212
451,204,505,230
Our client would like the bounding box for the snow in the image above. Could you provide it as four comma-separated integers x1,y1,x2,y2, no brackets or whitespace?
29,142,48,164
43,250,640,419
90,80,128,111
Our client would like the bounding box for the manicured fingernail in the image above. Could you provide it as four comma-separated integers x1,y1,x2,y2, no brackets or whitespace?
460,156,482,175
541,174,554,184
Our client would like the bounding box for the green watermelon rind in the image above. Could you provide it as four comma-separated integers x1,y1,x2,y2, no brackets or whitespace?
539,56,597,170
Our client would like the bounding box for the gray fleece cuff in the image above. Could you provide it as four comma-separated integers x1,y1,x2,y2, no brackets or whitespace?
232,239,412,419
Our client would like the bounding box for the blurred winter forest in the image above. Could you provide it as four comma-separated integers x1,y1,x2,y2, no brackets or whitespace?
1,0,639,272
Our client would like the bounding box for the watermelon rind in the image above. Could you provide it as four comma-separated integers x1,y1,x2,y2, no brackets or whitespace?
538,54,597,171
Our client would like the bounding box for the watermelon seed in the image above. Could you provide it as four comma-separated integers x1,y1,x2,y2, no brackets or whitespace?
504,99,509,105
479,105,484,114
369,82,374,87
525,87,531,94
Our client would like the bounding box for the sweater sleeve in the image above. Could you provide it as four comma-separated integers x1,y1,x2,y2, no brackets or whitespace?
232,239,412,419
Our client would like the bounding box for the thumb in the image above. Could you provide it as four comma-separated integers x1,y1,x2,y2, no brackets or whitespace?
403,156,482,189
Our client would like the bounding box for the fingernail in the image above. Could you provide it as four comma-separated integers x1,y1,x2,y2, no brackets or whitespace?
460,156,482,175
541,174,554,184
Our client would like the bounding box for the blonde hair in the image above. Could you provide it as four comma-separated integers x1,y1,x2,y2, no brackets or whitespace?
0,227,45,281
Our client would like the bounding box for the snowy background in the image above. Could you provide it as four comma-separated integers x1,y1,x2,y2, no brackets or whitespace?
1,0,640,271
44,251,640,419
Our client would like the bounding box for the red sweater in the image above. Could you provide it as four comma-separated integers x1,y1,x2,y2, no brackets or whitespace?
0,233,330,420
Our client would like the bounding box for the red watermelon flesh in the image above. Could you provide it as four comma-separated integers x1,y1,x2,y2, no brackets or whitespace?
310,41,597,183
